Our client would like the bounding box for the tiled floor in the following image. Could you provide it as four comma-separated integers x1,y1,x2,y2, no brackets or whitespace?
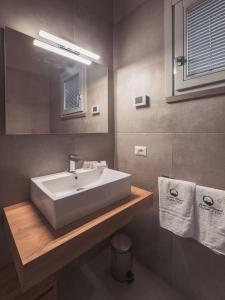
57,247,187,300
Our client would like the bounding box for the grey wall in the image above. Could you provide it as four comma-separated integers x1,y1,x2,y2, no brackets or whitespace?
0,0,114,268
114,0,225,299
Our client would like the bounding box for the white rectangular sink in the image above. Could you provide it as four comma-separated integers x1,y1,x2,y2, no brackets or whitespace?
31,168,131,229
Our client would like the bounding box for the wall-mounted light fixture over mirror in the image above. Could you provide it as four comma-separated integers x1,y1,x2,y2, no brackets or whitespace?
4,27,109,134
37,30,100,61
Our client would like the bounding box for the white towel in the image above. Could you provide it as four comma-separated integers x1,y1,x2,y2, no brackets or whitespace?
158,177,195,237
195,185,225,255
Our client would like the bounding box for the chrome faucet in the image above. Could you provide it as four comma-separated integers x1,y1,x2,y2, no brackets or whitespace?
68,154,83,173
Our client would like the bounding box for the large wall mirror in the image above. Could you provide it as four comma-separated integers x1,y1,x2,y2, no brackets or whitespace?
4,27,109,134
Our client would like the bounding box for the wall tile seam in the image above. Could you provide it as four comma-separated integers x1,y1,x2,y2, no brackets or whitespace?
115,132,225,135
171,133,175,178
113,56,165,71
113,0,150,26
76,3,114,26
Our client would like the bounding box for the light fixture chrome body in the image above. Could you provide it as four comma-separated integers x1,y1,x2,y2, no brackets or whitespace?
33,30,100,66
33,39,92,65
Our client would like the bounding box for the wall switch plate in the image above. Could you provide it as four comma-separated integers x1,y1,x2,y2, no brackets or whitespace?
134,146,147,157
92,105,100,115
133,95,150,108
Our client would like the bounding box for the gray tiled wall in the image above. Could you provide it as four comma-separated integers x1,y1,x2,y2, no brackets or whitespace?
114,0,225,299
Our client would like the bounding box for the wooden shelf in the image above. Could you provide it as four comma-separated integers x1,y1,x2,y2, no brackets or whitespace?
3,186,153,292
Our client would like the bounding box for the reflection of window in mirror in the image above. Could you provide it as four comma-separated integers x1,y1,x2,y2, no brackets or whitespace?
61,65,87,118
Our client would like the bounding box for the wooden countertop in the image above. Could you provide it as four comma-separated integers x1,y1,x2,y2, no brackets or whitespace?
3,186,153,292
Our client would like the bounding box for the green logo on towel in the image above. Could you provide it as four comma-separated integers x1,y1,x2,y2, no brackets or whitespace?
203,196,214,207
170,188,179,198
199,195,223,216
167,188,183,204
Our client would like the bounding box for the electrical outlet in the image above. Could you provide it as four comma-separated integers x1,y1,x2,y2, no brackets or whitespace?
134,146,147,157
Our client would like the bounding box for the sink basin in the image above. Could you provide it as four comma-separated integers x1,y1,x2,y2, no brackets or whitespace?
31,168,131,229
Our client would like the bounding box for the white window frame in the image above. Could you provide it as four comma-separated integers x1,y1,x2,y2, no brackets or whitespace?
164,0,225,102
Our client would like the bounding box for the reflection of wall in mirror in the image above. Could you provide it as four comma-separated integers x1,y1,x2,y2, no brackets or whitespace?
5,28,51,134
5,66,50,134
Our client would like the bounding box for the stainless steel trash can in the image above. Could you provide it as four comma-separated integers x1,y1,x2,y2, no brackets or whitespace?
111,234,134,282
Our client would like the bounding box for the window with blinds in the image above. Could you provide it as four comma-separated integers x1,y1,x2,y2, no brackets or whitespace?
186,0,225,77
